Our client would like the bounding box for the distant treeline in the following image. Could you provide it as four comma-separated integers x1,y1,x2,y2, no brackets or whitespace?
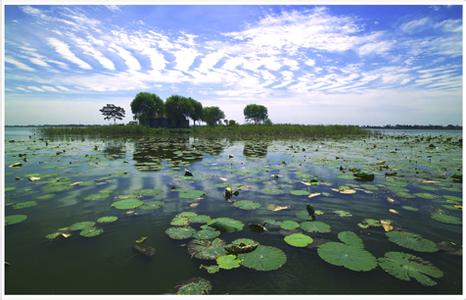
362,125,462,130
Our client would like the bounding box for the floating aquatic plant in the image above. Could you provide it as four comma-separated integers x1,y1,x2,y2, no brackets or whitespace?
284,233,313,247
386,231,438,253
300,221,331,233
238,245,287,271
165,226,195,240
111,199,144,210
232,200,261,210
5,214,27,226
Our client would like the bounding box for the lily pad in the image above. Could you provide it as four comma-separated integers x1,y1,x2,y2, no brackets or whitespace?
284,233,313,247
386,231,438,253
208,217,244,232
317,231,377,272
176,278,212,295
239,245,287,271
216,254,241,270
357,218,382,229
233,200,261,210
378,251,443,286
79,227,104,238
280,220,300,230
96,216,118,224
12,201,38,209
225,238,259,254
139,201,163,210
290,190,309,196
171,217,190,226
300,221,331,233
189,214,212,224
187,238,227,260
69,221,96,231
200,264,220,274
5,214,28,226
193,228,221,240
334,210,352,217
179,189,205,199
165,226,195,240
111,199,144,210
431,211,461,225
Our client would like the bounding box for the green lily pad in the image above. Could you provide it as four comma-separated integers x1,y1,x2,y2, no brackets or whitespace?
176,278,212,295
111,199,144,210
401,206,419,212
200,264,220,274
79,227,104,238
233,200,261,210
378,251,444,286
208,217,244,232
5,214,28,226
69,221,96,231
171,216,190,226
357,218,382,229
165,226,195,240
415,193,436,200
239,245,287,271
139,201,163,210
280,220,300,230
300,221,331,233
386,231,438,253
216,254,241,270
96,216,118,224
284,233,313,247
12,201,38,209
225,238,259,254
189,214,212,224
334,210,352,217
290,190,309,196
179,189,205,199
193,228,221,240
317,231,377,272
431,211,461,225
45,232,62,240
187,238,227,260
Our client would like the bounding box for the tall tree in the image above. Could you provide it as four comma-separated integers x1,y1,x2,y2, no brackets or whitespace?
187,97,203,127
100,104,125,124
130,92,164,126
202,106,225,126
244,104,268,124
165,95,193,128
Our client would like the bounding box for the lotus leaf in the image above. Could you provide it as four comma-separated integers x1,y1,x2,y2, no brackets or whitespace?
12,201,38,209
290,190,309,196
378,251,443,286
45,232,61,240
334,210,352,217
216,254,241,270
69,221,96,231
176,278,212,295
208,217,244,232
171,217,190,226
139,201,163,210
337,231,364,248
79,227,104,238
402,206,419,212
96,216,118,223
189,214,212,224
431,211,461,225
179,189,205,199
280,220,300,230
165,226,195,240
415,193,436,200
200,264,220,274
193,228,221,240
187,238,227,260
225,238,259,254
358,218,382,229
177,212,198,218
239,245,287,271
317,234,377,271
111,199,143,210
233,200,261,210
300,221,331,233
284,233,313,247
386,231,438,253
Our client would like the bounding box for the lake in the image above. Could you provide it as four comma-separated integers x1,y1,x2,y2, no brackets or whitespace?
4,127,462,294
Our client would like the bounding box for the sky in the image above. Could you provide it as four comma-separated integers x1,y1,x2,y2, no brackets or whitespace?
4,5,463,125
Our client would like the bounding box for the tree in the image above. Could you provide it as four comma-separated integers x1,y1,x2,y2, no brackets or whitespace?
130,92,164,126
165,95,193,128
187,97,203,127
243,104,268,124
100,104,125,124
202,106,225,126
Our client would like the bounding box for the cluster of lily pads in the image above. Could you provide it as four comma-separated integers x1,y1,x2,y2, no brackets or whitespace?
45,216,118,240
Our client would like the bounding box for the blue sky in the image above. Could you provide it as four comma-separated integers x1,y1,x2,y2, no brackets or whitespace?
5,5,462,125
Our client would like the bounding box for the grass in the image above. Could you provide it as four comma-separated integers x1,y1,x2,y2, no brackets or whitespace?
37,124,370,138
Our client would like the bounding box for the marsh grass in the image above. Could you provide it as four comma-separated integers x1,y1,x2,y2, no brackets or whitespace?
37,124,369,138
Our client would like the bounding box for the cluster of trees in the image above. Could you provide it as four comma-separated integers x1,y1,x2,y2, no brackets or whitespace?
100,92,272,128
130,92,225,127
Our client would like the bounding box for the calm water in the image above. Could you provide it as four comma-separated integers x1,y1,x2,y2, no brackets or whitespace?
4,127,462,294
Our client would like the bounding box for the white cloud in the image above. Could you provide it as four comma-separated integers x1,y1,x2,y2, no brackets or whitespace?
73,37,115,70
400,17,431,33
109,45,141,71
5,56,35,71
47,38,92,70
358,40,393,56
174,48,198,72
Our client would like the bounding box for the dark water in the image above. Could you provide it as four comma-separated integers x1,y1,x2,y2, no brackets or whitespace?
4,127,462,294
